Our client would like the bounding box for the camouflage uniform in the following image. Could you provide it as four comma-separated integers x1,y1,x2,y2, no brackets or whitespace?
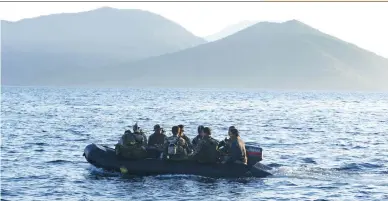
115,129,148,160
177,125,193,153
163,135,189,161
190,135,220,163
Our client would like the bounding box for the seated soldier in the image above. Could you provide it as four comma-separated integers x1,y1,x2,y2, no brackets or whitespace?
163,126,189,161
192,125,204,147
222,127,247,165
115,123,148,160
217,126,235,158
147,124,167,158
189,127,219,164
178,124,193,154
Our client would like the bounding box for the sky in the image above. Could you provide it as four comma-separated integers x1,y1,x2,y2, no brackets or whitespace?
0,2,388,58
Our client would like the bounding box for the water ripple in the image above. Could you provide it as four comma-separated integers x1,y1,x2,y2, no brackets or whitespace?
2,87,388,200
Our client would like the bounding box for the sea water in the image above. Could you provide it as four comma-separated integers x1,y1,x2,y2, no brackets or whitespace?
1,86,388,200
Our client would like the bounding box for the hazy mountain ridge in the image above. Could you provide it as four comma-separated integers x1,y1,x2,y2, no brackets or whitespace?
2,7,205,50
1,8,387,91
96,20,388,91
1,7,206,85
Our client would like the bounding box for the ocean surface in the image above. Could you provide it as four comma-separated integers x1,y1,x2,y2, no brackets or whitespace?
1,86,388,201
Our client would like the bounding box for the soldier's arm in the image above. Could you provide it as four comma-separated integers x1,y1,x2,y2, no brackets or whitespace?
186,137,193,150
181,137,191,153
190,140,203,157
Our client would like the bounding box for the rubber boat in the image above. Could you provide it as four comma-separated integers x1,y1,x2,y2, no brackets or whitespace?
83,142,272,178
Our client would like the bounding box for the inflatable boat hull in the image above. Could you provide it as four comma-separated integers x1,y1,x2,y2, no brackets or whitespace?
83,143,271,178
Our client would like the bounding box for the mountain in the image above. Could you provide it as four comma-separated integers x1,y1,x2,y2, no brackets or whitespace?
92,20,388,91
205,20,257,42
1,7,206,85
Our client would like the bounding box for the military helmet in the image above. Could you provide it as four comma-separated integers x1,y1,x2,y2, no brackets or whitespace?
154,124,161,131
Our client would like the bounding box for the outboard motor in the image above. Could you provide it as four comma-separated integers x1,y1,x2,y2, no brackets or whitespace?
245,143,263,167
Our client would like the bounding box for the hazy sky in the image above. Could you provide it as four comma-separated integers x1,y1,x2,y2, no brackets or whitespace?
1,2,387,58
